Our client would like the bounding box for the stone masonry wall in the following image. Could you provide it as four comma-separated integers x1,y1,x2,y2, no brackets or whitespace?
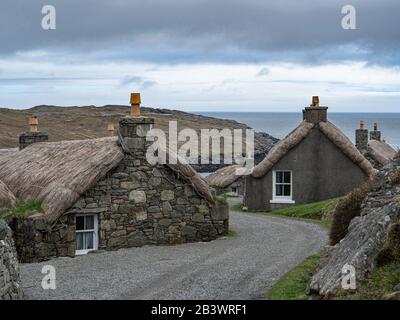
11,214,75,263
0,220,24,299
68,159,229,250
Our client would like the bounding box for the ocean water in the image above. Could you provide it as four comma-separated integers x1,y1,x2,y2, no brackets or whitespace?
198,112,400,148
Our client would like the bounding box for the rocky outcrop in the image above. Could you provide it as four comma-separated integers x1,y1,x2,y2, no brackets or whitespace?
309,157,400,297
0,220,23,300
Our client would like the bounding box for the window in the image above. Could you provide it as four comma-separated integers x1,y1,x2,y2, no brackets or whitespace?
271,171,294,204
231,187,238,194
75,214,98,255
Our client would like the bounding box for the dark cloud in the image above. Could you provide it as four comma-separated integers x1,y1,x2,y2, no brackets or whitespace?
1,0,399,65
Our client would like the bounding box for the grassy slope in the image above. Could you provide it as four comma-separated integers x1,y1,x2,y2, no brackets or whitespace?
336,261,400,300
269,255,321,300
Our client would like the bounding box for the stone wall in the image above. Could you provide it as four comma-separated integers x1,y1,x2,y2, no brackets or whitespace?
0,220,23,300
11,214,75,263
67,159,229,250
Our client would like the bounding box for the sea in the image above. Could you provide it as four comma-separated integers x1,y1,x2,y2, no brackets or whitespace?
198,112,400,149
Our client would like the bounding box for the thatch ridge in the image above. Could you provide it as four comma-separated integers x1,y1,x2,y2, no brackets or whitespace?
0,137,124,223
319,121,377,177
368,140,397,166
205,165,244,188
252,121,315,178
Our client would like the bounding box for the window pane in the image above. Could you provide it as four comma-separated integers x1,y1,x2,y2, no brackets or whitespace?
276,184,283,196
76,216,84,231
275,171,283,183
85,232,94,250
76,232,84,250
284,185,291,196
284,172,291,183
85,216,94,230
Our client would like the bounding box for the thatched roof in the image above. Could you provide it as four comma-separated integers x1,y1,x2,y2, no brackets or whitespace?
205,165,244,188
368,140,397,166
0,137,214,224
0,179,16,208
0,137,124,223
252,121,377,178
0,148,18,158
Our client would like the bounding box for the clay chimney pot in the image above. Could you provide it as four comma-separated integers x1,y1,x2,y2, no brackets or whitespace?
311,96,320,107
130,92,141,117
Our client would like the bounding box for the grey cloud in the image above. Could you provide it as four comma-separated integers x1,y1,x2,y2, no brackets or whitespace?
0,0,399,65
120,76,157,89
257,68,270,77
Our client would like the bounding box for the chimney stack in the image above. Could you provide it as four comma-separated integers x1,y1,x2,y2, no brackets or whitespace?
119,92,154,159
107,123,114,137
19,115,49,150
355,120,368,154
303,96,328,123
370,122,381,141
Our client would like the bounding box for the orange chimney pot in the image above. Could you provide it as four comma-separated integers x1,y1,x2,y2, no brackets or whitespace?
28,116,38,132
130,92,141,117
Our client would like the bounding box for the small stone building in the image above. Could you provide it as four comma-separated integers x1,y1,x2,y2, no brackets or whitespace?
0,111,228,262
355,121,397,169
244,98,377,211
205,165,245,196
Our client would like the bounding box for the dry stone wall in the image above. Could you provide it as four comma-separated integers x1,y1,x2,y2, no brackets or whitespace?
0,219,23,300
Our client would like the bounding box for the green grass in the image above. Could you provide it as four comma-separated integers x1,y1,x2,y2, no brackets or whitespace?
225,229,237,237
336,261,400,300
232,198,339,230
268,254,321,300
0,200,43,222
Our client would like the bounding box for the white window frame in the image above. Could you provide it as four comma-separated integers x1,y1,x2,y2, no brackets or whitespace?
270,170,295,204
75,214,99,256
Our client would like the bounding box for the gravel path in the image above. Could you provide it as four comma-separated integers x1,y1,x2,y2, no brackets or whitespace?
20,210,327,300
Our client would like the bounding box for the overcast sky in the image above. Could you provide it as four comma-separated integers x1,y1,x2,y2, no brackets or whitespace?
0,0,399,112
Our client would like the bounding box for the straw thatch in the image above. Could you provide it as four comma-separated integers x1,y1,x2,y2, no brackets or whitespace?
0,136,214,223
252,121,314,178
0,179,16,208
205,165,244,188
0,148,18,158
251,121,377,179
0,137,124,223
368,140,397,166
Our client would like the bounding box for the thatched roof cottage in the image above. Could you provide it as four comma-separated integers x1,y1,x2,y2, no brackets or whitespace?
244,97,377,211
205,165,245,196
0,94,228,262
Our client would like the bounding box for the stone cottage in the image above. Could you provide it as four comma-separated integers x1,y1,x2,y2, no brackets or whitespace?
244,97,377,211
0,94,228,262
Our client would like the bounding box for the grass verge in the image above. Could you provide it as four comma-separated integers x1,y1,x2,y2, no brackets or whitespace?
232,198,339,230
225,229,237,237
268,254,321,300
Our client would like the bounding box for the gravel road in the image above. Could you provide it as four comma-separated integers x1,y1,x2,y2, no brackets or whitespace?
20,210,327,300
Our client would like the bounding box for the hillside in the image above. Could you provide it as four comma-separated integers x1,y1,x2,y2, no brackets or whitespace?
0,105,278,169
